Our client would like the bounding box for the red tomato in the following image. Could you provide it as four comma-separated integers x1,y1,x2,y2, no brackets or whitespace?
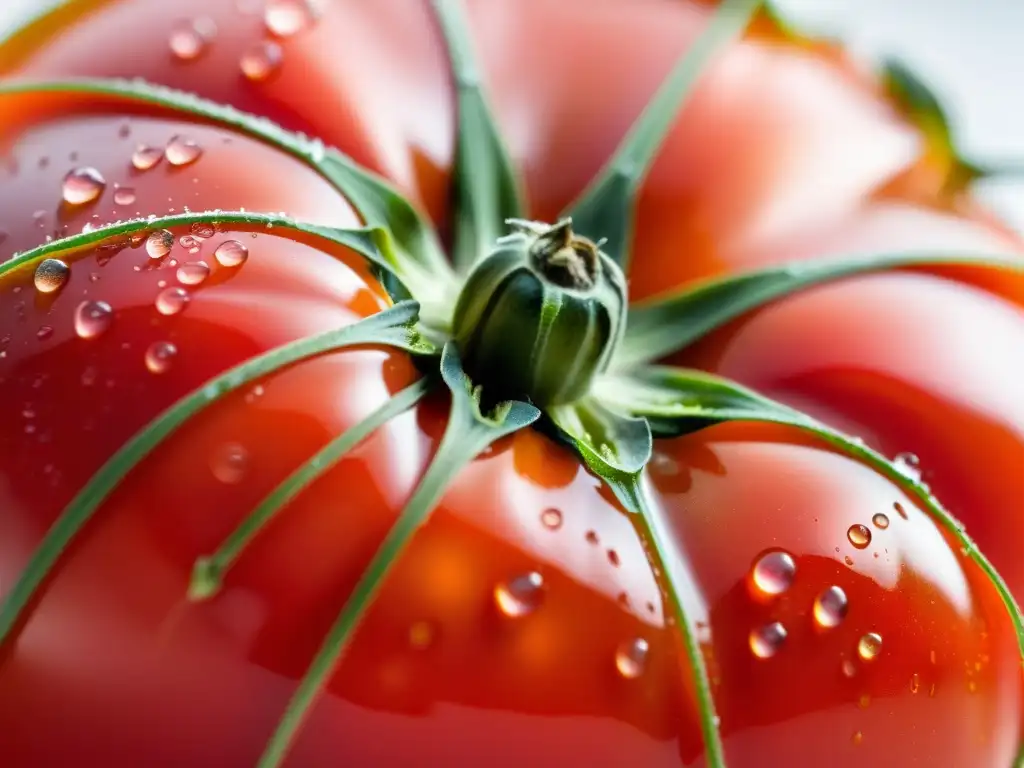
0,1,1021,767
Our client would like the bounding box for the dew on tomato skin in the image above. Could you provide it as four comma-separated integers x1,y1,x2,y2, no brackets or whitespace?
190,222,216,239
408,621,435,651
858,693,871,709
211,442,249,484
494,572,545,618
749,550,796,597
61,167,106,206
584,530,599,545
144,341,177,374
132,144,164,171
73,300,114,339
240,41,284,82
165,136,203,167
540,507,563,530
176,260,210,285
852,731,864,746
910,673,921,694
155,286,191,316
33,258,70,293
857,632,883,661
844,555,854,567
893,501,909,520
606,549,621,567
265,0,321,37
614,638,649,679
872,512,890,529
812,585,848,629
112,186,137,207
168,18,216,61
893,452,922,481
847,524,872,549
178,235,202,254
214,239,249,267
749,621,787,659
146,229,174,260
841,658,857,678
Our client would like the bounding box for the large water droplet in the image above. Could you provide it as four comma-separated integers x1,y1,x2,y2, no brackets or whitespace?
872,512,890,529
214,239,249,267
211,442,249,484
146,229,175,259
240,41,284,81
34,258,70,293
132,144,163,171
155,286,191,316
813,585,848,629
165,136,203,166
540,507,562,531
74,300,113,339
62,167,106,205
847,524,871,549
265,0,321,37
177,260,210,286
615,638,649,679
749,622,787,659
857,632,883,661
145,341,177,374
750,550,796,597
494,571,544,618
113,186,137,207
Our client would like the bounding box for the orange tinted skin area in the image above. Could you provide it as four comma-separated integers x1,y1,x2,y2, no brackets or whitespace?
0,1,1022,766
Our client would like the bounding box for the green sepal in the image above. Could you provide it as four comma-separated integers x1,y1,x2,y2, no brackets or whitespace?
430,0,525,274
258,343,539,767
616,250,1024,370
0,301,435,648
564,0,763,268
189,377,435,601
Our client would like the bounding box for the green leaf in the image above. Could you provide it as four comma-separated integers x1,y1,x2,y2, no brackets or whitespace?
189,377,435,601
0,79,454,301
882,57,954,147
430,0,525,274
599,365,1024,682
617,250,1024,369
0,301,435,648
564,0,762,268
258,343,539,768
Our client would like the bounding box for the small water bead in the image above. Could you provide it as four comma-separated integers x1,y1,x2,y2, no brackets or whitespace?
910,673,921,694
894,452,922,481
240,41,284,81
146,229,175,259
872,512,890,530
584,530,599,545
750,550,796,597
847,524,871,549
842,658,857,678
851,731,864,747
62,167,106,205
214,239,249,267
165,136,203,166
34,258,70,293
749,621,787,659
615,638,649,679
893,501,909,520
265,0,321,37
494,571,544,618
113,186,137,207
857,632,883,661
540,507,563,531
191,222,217,239
211,442,249,484
74,300,114,339
155,286,191,316
145,341,177,374
813,586,849,629
132,144,163,170
177,260,210,285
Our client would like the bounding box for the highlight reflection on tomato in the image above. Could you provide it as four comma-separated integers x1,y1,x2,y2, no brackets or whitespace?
0,1,1021,766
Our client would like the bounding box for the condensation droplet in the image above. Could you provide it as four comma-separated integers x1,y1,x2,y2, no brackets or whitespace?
191,222,217,239
872,512,890,529
494,571,544,618
165,135,203,166
615,638,649,679
858,693,871,709
841,658,857,678
847,524,871,549
265,0,321,37
408,620,434,651
607,549,620,567
177,260,210,285
893,501,909,520
910,673,921,694
649,451,679,476
37,325,54,340
240,40,284,81
813,585,848,629
749,622,787,659
857,632,883,661
540,507,562,531
34,258,70,293
211,442,249,484
146,229,175,259
74,300,114,339
750,550,796,597
155,286,191,316
584,530,599,545
113,186,137,206
214,239,249,267
145,341,177,374
62,167,106,205
132,144,163,171
851,731,863,747
894,452,922,481
169,24,205,60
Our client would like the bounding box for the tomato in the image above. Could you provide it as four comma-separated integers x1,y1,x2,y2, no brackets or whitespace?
0,1,1021,767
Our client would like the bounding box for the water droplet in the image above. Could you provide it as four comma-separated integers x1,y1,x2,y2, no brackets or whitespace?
615,638,649,679
584,530,599,545
34,258,70,293
540,507,562,531
177,260,210,285
750,550,796,597
132,144,163,170
214,239,249,267
191,222,216,239
910,673,921,694
165,135,203,166
607,549,621,567
893,501,908,520
857,632,883,661
74,300,113,339
155,286,190,316
813,585,848,629
240,40,284,81
858,693,871,709
145,341,177,374
842,658,857,678
872,512,891,530
169,19,213,60
847,524,871,549
265,0,321,37
851,731,863,746
749,621,787,659
211,442,249,484
146,229,174,259
894,452,922,481
113,186,137,206
62,167,105,205
844,555,854,566
494,571,544,618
